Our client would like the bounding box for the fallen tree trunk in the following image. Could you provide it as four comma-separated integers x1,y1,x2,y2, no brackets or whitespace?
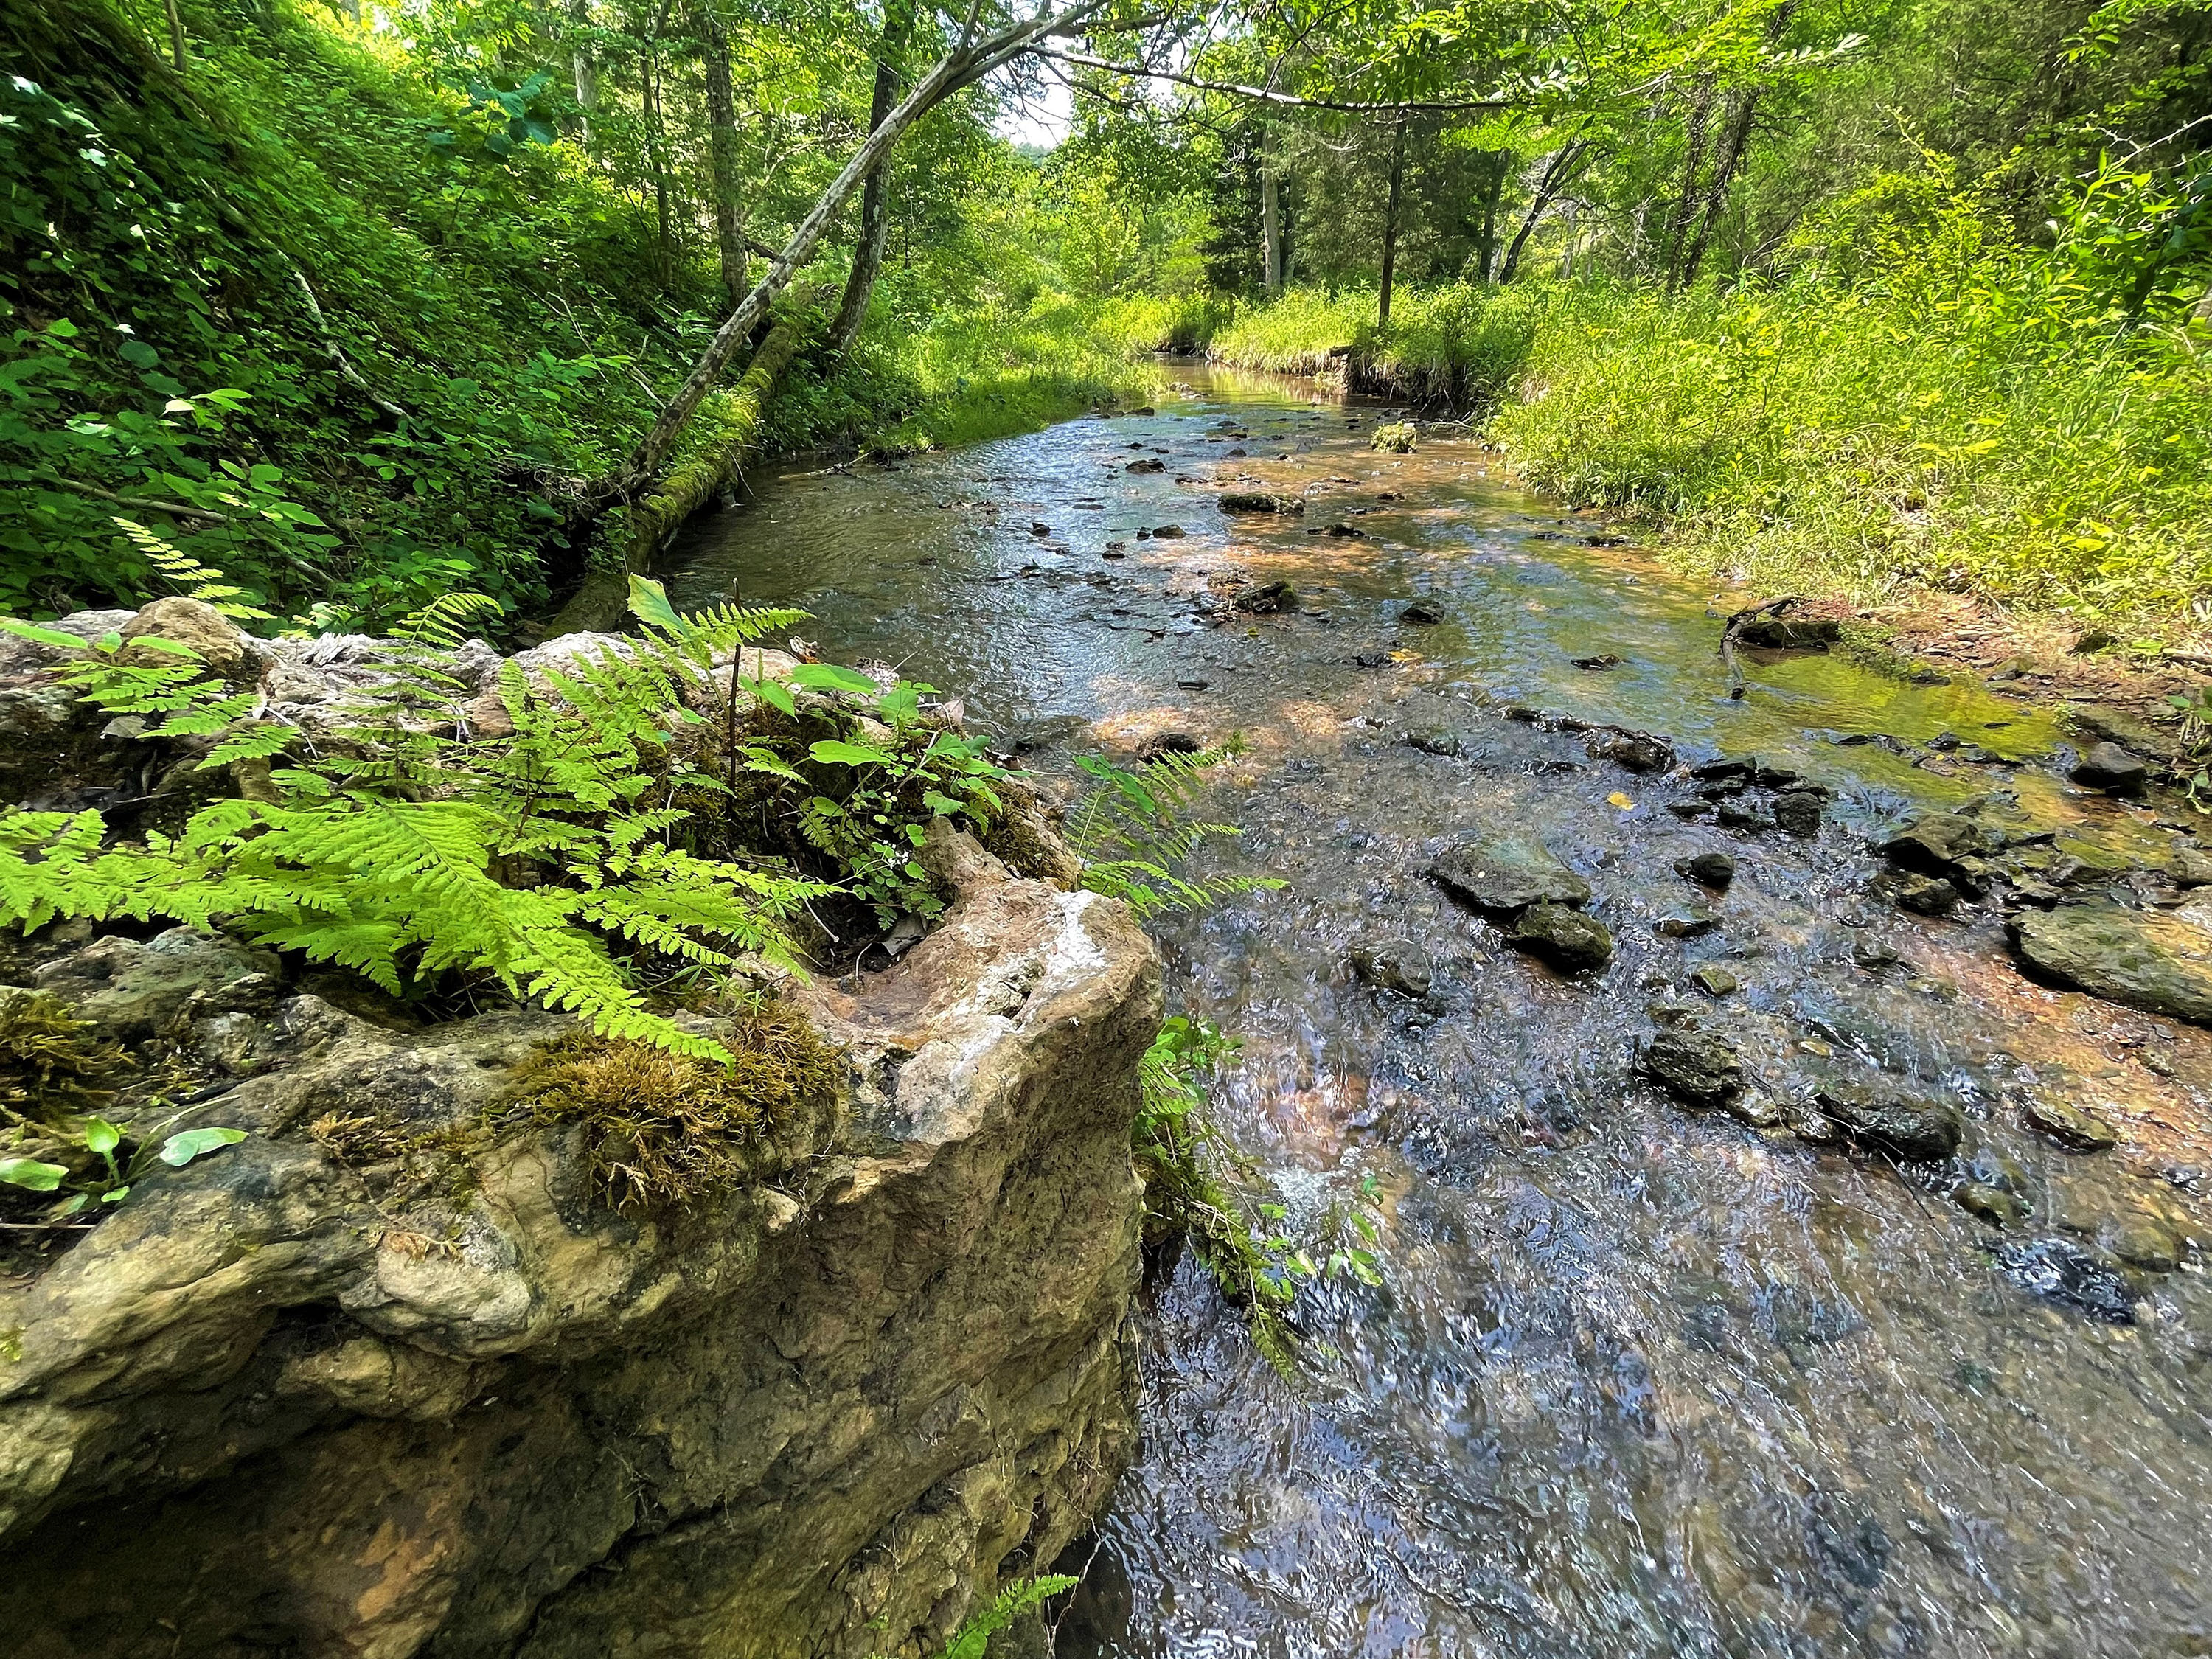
543,316,804,637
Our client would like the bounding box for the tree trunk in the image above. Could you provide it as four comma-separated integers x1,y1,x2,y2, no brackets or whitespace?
830,0,914,357
163,0,185,69
1476,149,1509,280
1498,141,1588,284
546,319,807,636
700,7,746,306
1677,88,1759,291
568,0,597,145
1377,116,1406,326
592,0,1110,504
1664,74,1714,294
642,45,672,285
1261,124,1282,295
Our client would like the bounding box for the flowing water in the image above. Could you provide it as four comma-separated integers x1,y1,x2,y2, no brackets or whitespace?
669,367,2212,1659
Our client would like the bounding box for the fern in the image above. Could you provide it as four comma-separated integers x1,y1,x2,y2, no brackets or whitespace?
114,518,273,622
935,1576,1077,1659
0,573,837,1063
1066,740,1285,920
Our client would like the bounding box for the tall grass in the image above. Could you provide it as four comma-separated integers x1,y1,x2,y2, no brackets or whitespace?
1495,261,2212,632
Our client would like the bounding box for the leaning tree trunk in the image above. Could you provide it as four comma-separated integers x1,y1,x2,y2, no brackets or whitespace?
829,0,914,356
1261,124,1283,294
586,0,1110,509
1663,74,1714,294
1498,140,1589,284
701,7,747,306
545,318,808,636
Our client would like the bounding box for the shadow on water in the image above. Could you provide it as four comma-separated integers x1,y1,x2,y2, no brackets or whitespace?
668,366,2212,1659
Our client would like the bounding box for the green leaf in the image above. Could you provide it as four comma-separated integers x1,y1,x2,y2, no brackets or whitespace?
790,664,878,695
82,1116,120,1155
0,1157,66,1192
751,678,796,717
100,1185,128,1203
0,618,86,649
160,1127,248,1166
809,740,891,767
626,575,688,636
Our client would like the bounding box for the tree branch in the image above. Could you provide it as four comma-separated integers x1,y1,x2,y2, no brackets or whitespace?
1027,47,1514,112
47,478,234,524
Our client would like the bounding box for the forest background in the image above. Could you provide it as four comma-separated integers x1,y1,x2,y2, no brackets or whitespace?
3,0,2208,644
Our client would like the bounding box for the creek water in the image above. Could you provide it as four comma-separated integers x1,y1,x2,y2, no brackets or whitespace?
669,366,2212,1658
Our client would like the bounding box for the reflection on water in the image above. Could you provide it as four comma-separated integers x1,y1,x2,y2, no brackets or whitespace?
670,368,2212,1658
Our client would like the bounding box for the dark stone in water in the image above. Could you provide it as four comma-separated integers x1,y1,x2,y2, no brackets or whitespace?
1891,874,1960,916
1234,581,1299,614
1753,764,1801,787
1690,964,1739,998
1653,905,1719,939
1996,1236,2139,1323
1639,1027,1743,1105
1138,732,1203,762
1152,524,1185,538
2171,845,2212,887
1126,457,1166,473
2009,902,2212,1024
1430,836,1590,912
1734,616,1842,648
1510,903,1615,973
1399,599,1446,625
2071,740,2149,796
2019,1091,2118,1151
1324,523,1366,538
1219,491,1304,515
1592,731,1672,773
1352,652,1391,669
1879,812,2000,874
1957,1182,2024,1228
1690,758,1755,781
1675,851,1736,890
1813,1084,1962,1161
1667,801,1712,819
1572,653,1624,670
1717,803,1772,832
1805,1495,1891,1590
1404,727,1466,758
1350,938,1434,998
1773,790,1826,838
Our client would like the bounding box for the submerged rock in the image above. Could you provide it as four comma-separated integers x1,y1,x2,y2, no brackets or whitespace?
1957,1182,2024,1228
1510,903,1614,973
1995,1237,2140,1323
1218,491,1305,515
1234,580,1299,615
2070,741,2149,796
1690,964,1740,998
1674,851,1736,891
1653,905,1719,939
1772,790,1826,838
1812,1084,1963,1161
2019,1091,2119,1151
2171,845,2212,888
1399,599,1447,625
1590,730,1673,773
1638,1028,1744,1107
1891,873,1960,917
1430,836,1590,913
1351,938,1434,998
1879,813,2000,875
2009,903,2212,1024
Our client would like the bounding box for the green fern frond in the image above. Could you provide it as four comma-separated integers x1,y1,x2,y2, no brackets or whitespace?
392,591,504,650
112,518,273,621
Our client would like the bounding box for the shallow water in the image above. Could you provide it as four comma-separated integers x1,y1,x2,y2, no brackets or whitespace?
670,366,2212,1659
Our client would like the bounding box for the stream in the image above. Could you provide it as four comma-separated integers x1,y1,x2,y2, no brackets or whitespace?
669,366,2212,1659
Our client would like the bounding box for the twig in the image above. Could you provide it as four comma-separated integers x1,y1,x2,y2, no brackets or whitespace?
1028,48,1514,112
46,477,234,524
1718,594,1800,699
0,1220,97,1231
277,252,408,422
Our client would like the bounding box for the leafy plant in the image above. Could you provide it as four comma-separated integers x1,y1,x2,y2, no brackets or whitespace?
0,1107,246,1218
933,1574,1077,1659
0,568,839,1062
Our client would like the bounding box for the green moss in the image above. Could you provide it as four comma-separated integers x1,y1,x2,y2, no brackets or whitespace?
0,988,124,1133
514,1001,842,1211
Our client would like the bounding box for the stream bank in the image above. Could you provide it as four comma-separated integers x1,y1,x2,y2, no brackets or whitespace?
669,364,2212,1658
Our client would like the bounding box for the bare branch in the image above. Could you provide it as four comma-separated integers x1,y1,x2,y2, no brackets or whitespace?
1028,46,1515,112
46,478,234,524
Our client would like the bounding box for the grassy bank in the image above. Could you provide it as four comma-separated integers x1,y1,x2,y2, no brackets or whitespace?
1117,192,2211,639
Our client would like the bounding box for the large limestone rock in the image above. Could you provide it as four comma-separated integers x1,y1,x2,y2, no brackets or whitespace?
0,837,1158,1659
2009,902,2212,1026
